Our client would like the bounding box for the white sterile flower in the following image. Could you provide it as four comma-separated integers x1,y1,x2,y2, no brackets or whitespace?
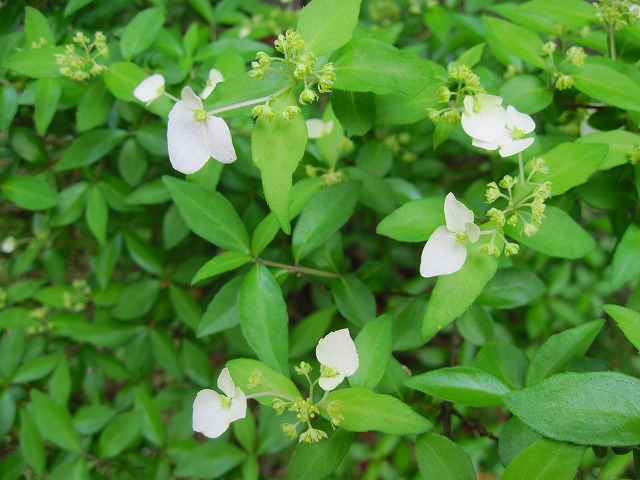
192,367,247,438
420,192,480,278
167,86,236,174
306,119,334,139
133,74,165,105
316,328,359,391
201,69,224,99
472,105,535,157
461,94,506,143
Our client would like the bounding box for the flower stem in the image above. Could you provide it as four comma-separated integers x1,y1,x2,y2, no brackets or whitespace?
246,391,297,402
208,85,293,116
608,27,617,61
517,151,526,185
257,258,341,278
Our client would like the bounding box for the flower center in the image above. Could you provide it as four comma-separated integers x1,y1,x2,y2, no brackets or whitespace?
511,127,525,139
320,365,338,377
473,100,482,113
219,394,232,408
455,232,468,245
193,109,208,122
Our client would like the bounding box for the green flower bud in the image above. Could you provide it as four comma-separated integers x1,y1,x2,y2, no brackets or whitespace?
555,74,574,91
530,157,549,174
485,182,502,203
487,207,506,226
281,423,298,439
294,361,312,375
523,223,538,237
272,398,288,415
247,369,265,388
442,109,461,125
481,242,500,257
565,46,586,67
628,146,640,165
299,427,328,443
540,41,557,56
533,181,552,199
450,64,471,81
299,89,318,105
426,108,441,123
437,86,452,103
504,242,520,256
499,175,517,189
282,105,301,120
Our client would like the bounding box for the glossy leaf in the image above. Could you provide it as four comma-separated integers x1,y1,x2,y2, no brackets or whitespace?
502,439,585,480
377,197,445,242
416,433,476,480
120,8,165,60
602,305,640,352
191,251,253,284
31,390,82,453
331,274,376,327
289,426,354,480
610,224,640,291
297,0,361,55
349,314,392,389
226,358,301,406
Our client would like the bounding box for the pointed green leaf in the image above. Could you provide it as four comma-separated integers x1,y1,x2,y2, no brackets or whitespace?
3,177,60,211
602,305,640,352
289,425,354,480
197,276,243,337
55,129,128,172
98,411,142,458
502,439,585,480
610,224,640,291
416,433,476,480
191,251,253,285
19,410,45,477
120,8,165,60
31,390,82,453
349,314,392,389
226,358,301,406
297,0,361,55
377,197,445,242
2,47,65,78
572,62,640,112
86,185,108,245
331,274,376,327
483,16,547,70
34,78,61,135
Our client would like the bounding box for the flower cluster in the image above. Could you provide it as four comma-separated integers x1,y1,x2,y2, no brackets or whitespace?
426,64,485,125
192,329,358,442
596,0,638,30
55,31,109,81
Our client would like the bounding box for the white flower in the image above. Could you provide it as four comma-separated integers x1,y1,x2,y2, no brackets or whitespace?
192,368,247,438
201,69,224,100
316,329,359,391
133,74,165,105
461,94,506,143
472,105,535,157
1,236,16,254
420,192,480,278
167,86,236,174
306,119,334,139
630,4,640,18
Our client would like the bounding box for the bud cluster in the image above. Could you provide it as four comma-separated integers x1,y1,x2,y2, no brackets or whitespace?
55,31,109,81
595,0,637,30
427,64,485,125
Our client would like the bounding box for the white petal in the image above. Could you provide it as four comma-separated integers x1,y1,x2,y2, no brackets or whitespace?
499,137,534,157
444,192,474,233
180,86,203,111
192,389,230,438
462,95,475,114
201,85,214,100
461,104,507,143
203,116,237,164
465,222,480,243
217,367,235,397
318,373,346,391
208,69,224,86
167,102,211,174
506,105,535,133
306,119,331,139
133,74,165,103
316,328,359,376
225,387,247,423
471,138,499,151
419,226,468,278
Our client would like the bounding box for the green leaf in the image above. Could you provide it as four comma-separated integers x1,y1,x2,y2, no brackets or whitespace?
86,185,108,245
24,7,55,47
74,404,117,436
112,278,161,320
98,411,142,458
332,39,435,95
51,182,88,227
103,62,173,115
251,104,308,234
602,305,640,352
518,0,596,28
120,8,165,60
572,63,640,112
31,390,82,453
477,268,545,309
226,358,301,407
12,354,62,384
482,16,547,70
0,84,19,131
34,78,61,135
374,82,441,125
238,265,289,373
169,284,203,330
0,389,16,438
325,388,432,435
76,80,113,132
292,182,360,262
502,439,585,480
529,142,607,195
123,230,164,276
405,366,511,407
505,206,595,259
3,177,60,211
191,251,253,285
331,274,376,327
416,433,476,480
422,239,500,339
504,372,640,446
331,90,375,136
197,275,243,337
349,314,392,389
163,176,250,252
377,197,445,242
289,307,335,358
499,417,542,466
499,75,553,114
19,410,45,477
525,319,604,386
2,47,65,78
170,441,246,478
11,126,46,163
297,0,361,55
288,426,354,480
55,129,128,172
610,224,640,291
51,312,140,347
577,131,640,170
134,388,165,447
476,342,529,390
125,179,170,206
150,329,184,380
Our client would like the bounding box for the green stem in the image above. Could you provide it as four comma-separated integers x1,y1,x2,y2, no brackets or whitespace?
208,85,293,116
246,391,297,402
609,27,617,61
517,151,526,185
257,258,341,278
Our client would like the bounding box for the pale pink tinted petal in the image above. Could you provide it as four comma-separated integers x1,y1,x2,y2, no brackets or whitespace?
499,137,534,157
193,389,229,438
167,102,210,174
316,328,359,376
217,368,235,397
226,388,247,422
203,116,237,164
465,222,480,243
180,86,203,111
133,74,164,103
444,192,474,233
419,226,467,278
506,105,535,133
318,373,346,391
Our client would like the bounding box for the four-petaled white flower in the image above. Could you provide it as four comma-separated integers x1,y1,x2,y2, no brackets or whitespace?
472,105,535,157
201,69,224,100
133,74,165,105
168,86,236,174
420,192,480,278
192,367,247,438
316,328,359,391
461,94,506,143
306,119,334,139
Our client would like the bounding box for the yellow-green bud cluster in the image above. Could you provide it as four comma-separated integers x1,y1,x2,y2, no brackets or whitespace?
485,182,502,203
249,51,272,80
487,207,506,226
428,64,484,124
368,0,401,26
481,241,501,257
252,104,276,122
499,175,517,190
274,30,306,58
272,398,289,415
540,41,557,57
247,369,266,388
55,31,109,81
327,400,345,428
294,361,312,375
529,157,549,175
321,169,346,186
504,242,520,256
299,427,328,443
437,86,452,104
555,74,574,91
627,146,640,165
596,0,636,30
290,398,320,422
565,46,586,67
281,423,298,439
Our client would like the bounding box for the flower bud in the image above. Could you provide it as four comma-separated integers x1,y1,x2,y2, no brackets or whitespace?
565,46,586,66
299,88,318,105
481,242,500,257
555,74,574,90
499,175,517,189
523,223,538,237
505,242,520,256
437,86,452,103
540,41,557,56
487,207,506,226
282,105,301,120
